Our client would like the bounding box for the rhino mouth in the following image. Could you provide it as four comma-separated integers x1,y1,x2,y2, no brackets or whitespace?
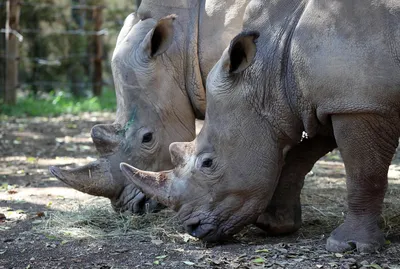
183,216,220,240
181,211,253,242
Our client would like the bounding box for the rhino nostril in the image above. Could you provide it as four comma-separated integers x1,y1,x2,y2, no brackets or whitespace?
186,222,201,237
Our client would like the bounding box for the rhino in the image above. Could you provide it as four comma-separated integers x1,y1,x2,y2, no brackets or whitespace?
120,0,400,253
48,0,251,213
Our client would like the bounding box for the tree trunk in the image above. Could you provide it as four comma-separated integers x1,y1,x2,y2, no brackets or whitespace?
92,6,103,97
4,0,20,105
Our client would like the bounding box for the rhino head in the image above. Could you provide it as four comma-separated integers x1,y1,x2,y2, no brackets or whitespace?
121,32,293,239
49,14,197,213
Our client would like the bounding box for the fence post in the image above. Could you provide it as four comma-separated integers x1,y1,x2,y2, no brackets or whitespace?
92,6,103,97
4,0,20,105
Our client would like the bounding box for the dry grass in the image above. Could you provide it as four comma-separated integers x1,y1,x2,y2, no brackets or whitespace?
35,197,204,245
35,198,176,240
36,149,400,245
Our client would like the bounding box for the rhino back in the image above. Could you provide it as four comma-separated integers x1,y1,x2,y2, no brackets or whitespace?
292,0,400,121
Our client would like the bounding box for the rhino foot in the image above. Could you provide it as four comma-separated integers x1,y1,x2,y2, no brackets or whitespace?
326,218,385,253
255,200,302,235
111,183,166,214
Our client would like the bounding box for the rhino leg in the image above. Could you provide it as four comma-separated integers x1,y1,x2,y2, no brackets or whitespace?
111,183,165,214
326,114,399,253
256,135,337,235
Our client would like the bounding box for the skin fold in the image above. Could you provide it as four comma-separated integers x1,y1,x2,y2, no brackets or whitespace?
121,0,400,253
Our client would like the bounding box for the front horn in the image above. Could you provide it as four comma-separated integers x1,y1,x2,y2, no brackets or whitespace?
119,163,176,208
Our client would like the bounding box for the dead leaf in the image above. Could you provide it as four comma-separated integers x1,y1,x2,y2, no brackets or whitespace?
36,212,45,217
151,239,163,246
114,248,129,253
183,261,195,266
252,257,265,264
7,190,17,194
0,183,8,190
334,253,343,258
26,157,37,164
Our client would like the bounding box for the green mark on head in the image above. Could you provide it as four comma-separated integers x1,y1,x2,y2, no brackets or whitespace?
117,108,137,137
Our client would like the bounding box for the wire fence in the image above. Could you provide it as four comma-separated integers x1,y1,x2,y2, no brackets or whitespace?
0,0,136,103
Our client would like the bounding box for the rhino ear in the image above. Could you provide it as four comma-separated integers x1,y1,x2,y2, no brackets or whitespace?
225,31,260,74
142,14,176,58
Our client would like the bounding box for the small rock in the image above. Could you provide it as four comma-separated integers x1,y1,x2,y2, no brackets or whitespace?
30,257,35,261
45,243,56,248
340,264,351,269
347,258,356,264
360,260,369,266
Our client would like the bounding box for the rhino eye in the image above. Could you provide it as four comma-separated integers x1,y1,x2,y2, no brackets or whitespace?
201,158,213,168
142,132,153,143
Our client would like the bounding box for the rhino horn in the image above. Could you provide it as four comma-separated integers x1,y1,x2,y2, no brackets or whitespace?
120,163,176,208
169,142,193,167
91,124,122,155
49,159,119,199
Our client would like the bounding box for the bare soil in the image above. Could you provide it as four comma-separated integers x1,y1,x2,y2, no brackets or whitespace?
1,113,399,269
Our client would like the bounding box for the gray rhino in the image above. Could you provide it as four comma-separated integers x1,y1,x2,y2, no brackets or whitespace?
120,0,400,252
49,0,250,213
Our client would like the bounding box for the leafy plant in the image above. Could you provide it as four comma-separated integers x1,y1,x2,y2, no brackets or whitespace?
0,88,116,117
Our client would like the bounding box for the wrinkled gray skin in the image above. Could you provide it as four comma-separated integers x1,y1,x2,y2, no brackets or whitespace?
49,0,250,214
121,0,400,253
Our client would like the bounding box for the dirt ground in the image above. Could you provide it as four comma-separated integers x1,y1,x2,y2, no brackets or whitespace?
1,112,400,269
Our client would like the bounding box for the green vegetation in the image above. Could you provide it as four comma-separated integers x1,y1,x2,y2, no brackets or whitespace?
1,0,135,103
0,89,116,117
